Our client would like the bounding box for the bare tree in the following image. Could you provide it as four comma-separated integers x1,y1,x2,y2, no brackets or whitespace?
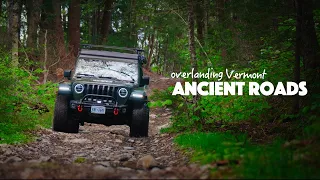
39,0,68,83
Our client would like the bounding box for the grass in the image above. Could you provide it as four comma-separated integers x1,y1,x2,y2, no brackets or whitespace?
0,110,53,144
0,124,31,144
74,157,86,163
0,96,55,144
175,132,320,179
175,132,248,164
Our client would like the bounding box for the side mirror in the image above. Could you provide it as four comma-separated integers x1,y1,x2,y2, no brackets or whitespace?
140,76,150,86
64,70,72,80
138,55,146,64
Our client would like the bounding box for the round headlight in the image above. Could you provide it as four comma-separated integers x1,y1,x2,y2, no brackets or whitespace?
118,88,128,98
74,84,84,94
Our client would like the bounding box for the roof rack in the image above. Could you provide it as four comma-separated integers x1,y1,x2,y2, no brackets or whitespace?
80,44,144,55
79,44,146,64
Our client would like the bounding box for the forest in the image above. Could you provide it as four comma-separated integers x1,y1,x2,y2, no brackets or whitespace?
0,0,320,179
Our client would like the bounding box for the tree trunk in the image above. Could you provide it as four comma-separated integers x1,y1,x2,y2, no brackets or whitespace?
91,7,98,44
62,3,67,39
156,40,161,73
188,0,200,115
129,0,137,47
216,0,225,22
26,0,42,53
68,0,81,57
100,0,114,44
0,0,2,17
195,0,205,66
6,0,13,50
299,0,320,82
196,0,204,46
298,0,320,113
162,36,169,75
146,32,155,70
40,0,67,77
53,0,67,64
188,0,197,72
8,0,20,66
293,0,302,114
204,0,209,39
96,4,102,40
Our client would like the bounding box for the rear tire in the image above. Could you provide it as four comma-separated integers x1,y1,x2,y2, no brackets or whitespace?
129,103,149,137
53,95,79,133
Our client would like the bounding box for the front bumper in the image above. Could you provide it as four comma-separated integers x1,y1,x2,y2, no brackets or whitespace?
69,94,128,116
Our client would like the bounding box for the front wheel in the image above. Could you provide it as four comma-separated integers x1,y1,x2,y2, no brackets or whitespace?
130,104,149,137
52,95,79,133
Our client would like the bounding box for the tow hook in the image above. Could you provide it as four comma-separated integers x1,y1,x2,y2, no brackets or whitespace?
113,108,119,116
77,105,83,112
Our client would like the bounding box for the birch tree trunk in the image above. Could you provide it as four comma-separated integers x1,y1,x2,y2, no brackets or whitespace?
9,0,20,67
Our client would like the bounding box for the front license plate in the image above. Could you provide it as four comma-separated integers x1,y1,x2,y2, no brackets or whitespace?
91,106,106,114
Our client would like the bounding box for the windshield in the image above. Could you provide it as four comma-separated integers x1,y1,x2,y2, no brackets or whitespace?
74,58,139,83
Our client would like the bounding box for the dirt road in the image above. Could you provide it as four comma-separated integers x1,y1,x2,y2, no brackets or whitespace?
0,72,211,179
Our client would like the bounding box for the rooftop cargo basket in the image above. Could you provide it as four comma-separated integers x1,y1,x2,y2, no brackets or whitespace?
79,44,146,63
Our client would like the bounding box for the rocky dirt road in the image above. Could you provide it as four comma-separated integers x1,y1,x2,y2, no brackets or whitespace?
0,72,211,179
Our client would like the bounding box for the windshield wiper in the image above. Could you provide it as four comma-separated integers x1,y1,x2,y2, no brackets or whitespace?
76,73,95,78
106,68,136,82
98,76,119,80
98,76,134,83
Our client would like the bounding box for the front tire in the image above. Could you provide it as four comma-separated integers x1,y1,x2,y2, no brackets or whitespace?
53,95,79,133
130,103,149,137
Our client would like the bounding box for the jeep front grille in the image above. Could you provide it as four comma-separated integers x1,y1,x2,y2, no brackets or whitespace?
83,84,118,96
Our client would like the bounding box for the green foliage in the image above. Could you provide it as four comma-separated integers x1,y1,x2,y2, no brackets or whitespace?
149,88,179,108
175,132,248,163
74,157,86,163
238,142,320,179
175,132,320,179
0,54,57,144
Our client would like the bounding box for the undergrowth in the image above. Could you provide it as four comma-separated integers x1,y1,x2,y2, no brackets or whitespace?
175,132,320,179
147,22,320,178
0,54,57,144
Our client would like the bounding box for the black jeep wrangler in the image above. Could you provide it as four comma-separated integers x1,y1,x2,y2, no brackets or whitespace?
53,44,150,137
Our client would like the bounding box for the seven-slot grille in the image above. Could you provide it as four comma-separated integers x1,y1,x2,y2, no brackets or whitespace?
83,84,118,96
